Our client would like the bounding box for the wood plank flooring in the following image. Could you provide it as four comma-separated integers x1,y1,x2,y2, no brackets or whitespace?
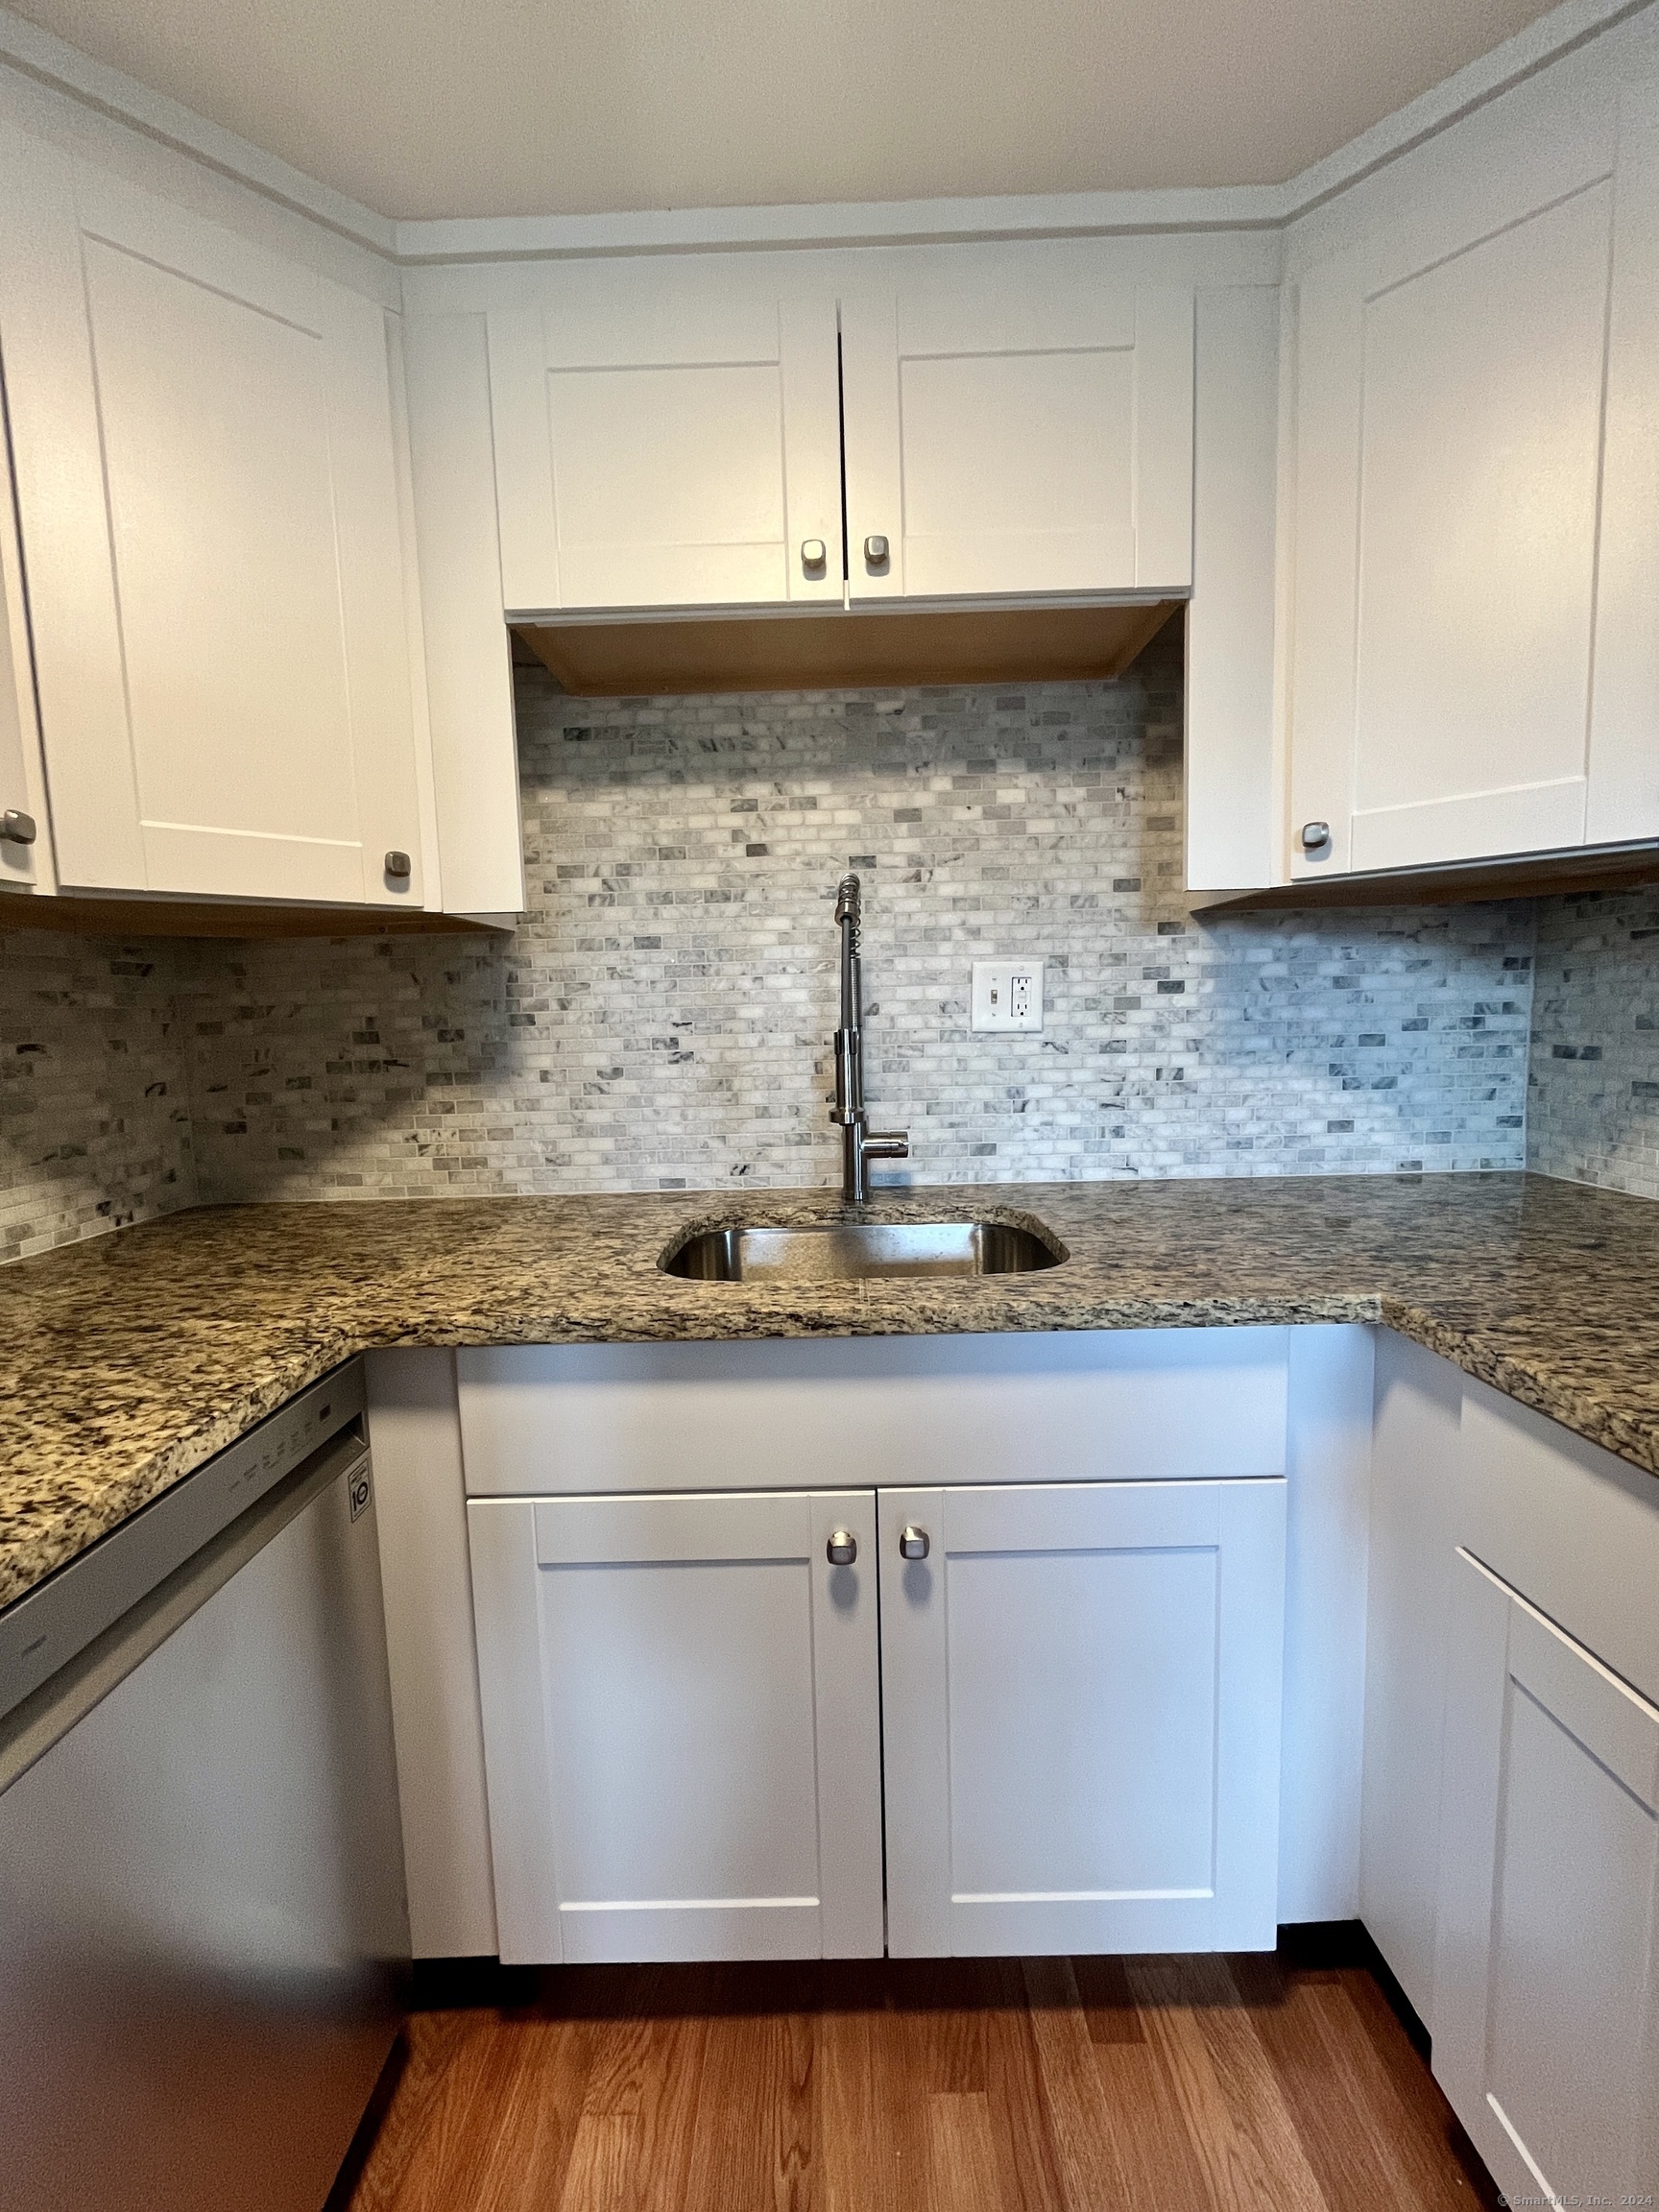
344,1943,1499,2212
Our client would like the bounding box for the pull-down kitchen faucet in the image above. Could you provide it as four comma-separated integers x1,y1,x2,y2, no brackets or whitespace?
830,874,909,1204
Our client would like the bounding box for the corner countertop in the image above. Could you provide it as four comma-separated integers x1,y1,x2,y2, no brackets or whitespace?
3,1171,1657,1614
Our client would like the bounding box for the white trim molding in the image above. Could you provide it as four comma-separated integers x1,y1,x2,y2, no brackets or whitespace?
0,0,1647,267
0,4,395,252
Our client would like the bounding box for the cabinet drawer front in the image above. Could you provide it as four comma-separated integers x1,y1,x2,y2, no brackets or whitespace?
457,1329,1289,1496
1459,1379,1659,1707
880,1477,1286,1960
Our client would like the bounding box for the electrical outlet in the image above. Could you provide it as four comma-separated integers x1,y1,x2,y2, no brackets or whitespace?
972,959,1045,1033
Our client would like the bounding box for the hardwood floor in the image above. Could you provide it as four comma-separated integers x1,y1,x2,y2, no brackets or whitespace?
344,1941,1499,2212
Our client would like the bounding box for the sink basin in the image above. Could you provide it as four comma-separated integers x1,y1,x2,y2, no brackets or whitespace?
661,1218,1064,1283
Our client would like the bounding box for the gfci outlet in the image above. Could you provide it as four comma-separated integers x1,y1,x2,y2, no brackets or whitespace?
972,959,1045,1033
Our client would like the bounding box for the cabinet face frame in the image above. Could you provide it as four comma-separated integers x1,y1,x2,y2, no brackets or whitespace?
1433,1548,1659,2206
0,131,424,906
1358,1331,1463,2030
456,1330,1290,1499
0,433,51,895
878,1477,1286,1959
468,1488,883,1965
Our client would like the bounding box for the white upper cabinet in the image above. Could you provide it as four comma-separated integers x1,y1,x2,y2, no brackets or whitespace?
0,130,426,906
1286,48,1659,878
841,276,1194,602
435,249,1199,620
486,268,843,614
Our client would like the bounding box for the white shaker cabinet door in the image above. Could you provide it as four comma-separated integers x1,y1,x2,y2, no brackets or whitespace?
0,132,424,905
879,1479,1286,1958
1288,62,1659,879
840,276,1193,603
468,1489,883,1964
486,270,842,614
1433,1550,1659,2207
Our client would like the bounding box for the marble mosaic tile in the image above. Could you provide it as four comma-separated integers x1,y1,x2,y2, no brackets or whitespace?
1528,885,1659,1199
0,646,1567,1246
184,647,1535,1202
0,929,198,1262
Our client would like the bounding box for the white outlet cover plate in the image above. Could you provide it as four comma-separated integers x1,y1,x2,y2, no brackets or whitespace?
972,958,1045,1033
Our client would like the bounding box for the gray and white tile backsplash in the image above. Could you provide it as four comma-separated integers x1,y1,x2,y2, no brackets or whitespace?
185,648,1533,1204
0,928,197,1262
1527,886,1659,1200
16,635,1657,1261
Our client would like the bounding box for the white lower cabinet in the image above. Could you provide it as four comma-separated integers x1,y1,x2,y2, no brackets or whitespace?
468,1488,883,1964
879,1479,1286,1957
467,1468,1289,1966
1433,1551,1659,2205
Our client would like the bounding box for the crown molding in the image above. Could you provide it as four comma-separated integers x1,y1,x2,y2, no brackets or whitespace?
0,0,1646,269
389,186,1288,267
1282,0,1651,221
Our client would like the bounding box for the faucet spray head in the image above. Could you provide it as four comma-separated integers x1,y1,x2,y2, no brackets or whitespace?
835,873,861,952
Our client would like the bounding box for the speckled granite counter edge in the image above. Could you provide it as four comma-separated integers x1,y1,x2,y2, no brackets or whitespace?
0,1330,362,1613
22,1273,1657,1616
1374,1294,1659,1477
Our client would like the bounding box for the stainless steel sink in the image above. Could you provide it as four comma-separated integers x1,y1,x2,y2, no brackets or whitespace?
661,1218,1064,1283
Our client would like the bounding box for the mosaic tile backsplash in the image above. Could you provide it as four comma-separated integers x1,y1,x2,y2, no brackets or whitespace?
0,929,197,1262
0,641,1585,1259
1527,885,1659,1200
189,648,1532,1201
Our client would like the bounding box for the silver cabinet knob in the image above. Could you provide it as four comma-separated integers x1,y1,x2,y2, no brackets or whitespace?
802,538,827,572
384,849,412,880
827,1528,857,1566
1299,822,1332,852
900,1525,930,1561
863,534,890,565
1,809,36,845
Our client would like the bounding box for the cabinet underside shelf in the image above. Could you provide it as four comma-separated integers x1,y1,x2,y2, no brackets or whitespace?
0,893,506,939
1191,839,1659,915
514,599,1182,698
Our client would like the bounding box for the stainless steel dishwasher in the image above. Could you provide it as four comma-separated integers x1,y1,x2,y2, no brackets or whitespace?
0,1359,409,2212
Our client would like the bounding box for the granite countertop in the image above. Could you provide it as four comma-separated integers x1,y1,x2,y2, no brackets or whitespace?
3,1169,1657,1613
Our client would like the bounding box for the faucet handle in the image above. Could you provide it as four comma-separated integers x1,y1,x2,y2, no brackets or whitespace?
864,1132,909,1163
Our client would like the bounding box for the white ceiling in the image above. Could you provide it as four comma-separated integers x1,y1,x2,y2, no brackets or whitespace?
12,0,1563,223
